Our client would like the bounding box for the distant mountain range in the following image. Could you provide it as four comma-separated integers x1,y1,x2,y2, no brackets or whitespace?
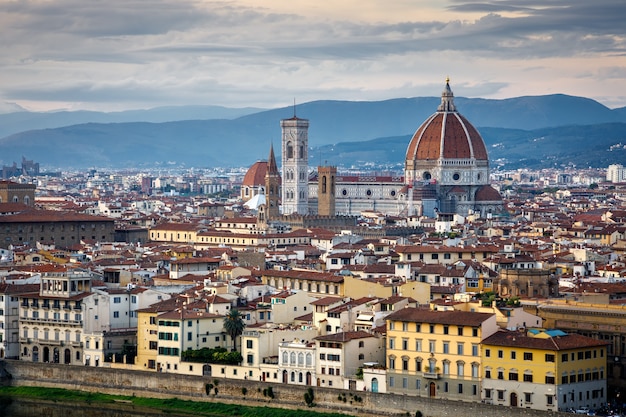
0,95,625,170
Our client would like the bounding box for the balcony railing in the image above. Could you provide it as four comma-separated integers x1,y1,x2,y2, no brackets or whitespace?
423,371,440,379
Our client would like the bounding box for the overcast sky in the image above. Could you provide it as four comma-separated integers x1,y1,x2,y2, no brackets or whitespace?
1,0,625,113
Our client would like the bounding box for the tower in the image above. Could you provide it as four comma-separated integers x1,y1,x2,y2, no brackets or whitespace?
280,115,309,215
317,165,336,216
265,143,281,220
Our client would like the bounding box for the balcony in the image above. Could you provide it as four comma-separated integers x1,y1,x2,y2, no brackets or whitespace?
423,371,440,379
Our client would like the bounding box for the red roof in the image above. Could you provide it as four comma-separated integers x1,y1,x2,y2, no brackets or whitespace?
242,161,268,187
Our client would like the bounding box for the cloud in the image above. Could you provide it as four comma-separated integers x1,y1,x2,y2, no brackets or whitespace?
0,0,624,110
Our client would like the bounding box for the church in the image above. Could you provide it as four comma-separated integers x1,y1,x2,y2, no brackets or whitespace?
241,79,503,220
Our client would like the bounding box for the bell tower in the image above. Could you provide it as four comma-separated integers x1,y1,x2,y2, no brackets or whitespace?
280,114,309,215
265,143,281,220
317,165,336,216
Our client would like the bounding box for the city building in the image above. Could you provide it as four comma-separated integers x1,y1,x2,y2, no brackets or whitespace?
384,307,498,400
481,328,607,412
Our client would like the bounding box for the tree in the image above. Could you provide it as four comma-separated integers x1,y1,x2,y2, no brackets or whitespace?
223,309,245,351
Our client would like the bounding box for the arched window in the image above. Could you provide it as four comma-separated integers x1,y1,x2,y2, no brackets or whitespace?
282,351,288,365
298,353,304,366
290,352,296,365
322,176,327,193
299,145,304,159
287,142,293,159
306,353,312,367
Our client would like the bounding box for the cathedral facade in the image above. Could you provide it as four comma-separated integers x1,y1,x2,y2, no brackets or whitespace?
244,80,503,219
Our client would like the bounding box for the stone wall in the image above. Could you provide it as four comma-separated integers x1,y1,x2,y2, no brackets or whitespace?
1,360,571,417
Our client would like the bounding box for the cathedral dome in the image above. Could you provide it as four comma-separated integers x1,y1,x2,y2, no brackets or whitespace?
405,80,488,164
242,161,268,187
475,185,502,202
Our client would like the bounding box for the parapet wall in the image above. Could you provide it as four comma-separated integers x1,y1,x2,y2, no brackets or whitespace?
1,360,571,417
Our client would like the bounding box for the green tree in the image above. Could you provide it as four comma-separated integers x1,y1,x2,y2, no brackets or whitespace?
223,309,246,351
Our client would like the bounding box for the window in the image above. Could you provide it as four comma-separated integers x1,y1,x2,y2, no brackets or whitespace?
113,311,119,318
402,358,409,371
523,352,533,361
485,369,491,379
443,342,449,354
457,362,464,377
497,390,505,401
511,351,516,360
497,350,503,358
402,322,408,331
458,326,464,336
509,371,518,381
545,375,555,384
497,370,504,380
472,344,478,356
485,349,490,357
523,373,533,382
389,338,395,349
389,357,395,369
389,322,395,330
402,339,408,350
546,395,554,405
246,340,253,349
457,343,464,355
113,297,121,304
458,384,463,394
415,339,422,352
443,326,449,335
429,325,435,333
545,354,555,362
562,353,568,362
485,389,492,399
524,393,532,403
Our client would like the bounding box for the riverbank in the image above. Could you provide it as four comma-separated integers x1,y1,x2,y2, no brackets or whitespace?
0,386,350,417
1,360,574,417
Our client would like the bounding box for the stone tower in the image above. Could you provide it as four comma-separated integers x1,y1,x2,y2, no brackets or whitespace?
317,165,336,216
265,143,281,220
280,115,309,215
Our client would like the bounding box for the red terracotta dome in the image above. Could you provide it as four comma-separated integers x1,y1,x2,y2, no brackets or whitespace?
475,185,502,201
405,81,488,162
242,161,268,187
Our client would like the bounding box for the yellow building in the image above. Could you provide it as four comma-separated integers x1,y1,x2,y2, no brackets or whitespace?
149,223,203,243
261,269,344,298
524,299,626,395
136,298,179,371
482,329,607,412
384,307,498,401
342,275,430,305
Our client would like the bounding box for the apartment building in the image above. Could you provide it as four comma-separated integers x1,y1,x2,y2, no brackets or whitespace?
384,307,498,400
482,329,607,412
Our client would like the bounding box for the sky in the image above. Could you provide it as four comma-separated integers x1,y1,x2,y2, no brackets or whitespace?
1,0,625,113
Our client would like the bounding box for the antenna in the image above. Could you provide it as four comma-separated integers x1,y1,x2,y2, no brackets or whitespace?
293,98,296,118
